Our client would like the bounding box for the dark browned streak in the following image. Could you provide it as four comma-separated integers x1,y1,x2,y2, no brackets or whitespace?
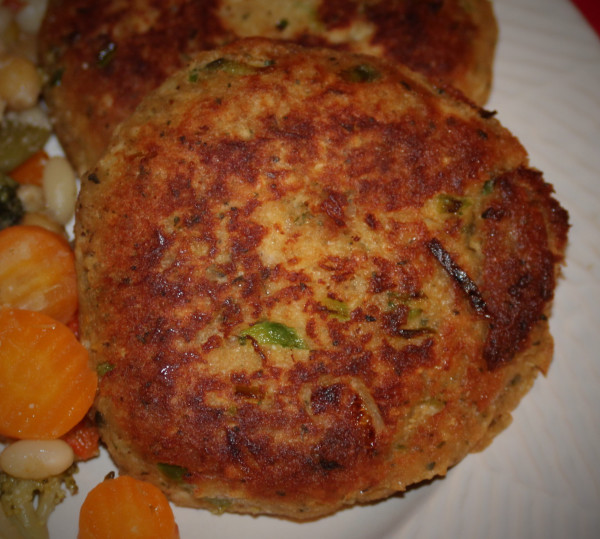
427,237,489,317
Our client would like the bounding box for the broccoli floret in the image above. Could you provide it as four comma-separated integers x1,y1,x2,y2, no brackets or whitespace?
0,465,78,539
0,109,51,174
0,173,24,231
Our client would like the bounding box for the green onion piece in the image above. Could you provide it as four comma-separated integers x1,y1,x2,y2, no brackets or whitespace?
239,321,308,349
321,297,350,321
204,497,232,514
340,64,381,83
157,463,189,482
96,362,114,377
204,58,257,76
482,179,495,195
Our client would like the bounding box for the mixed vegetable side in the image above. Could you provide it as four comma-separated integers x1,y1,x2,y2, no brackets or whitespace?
0,2,179,537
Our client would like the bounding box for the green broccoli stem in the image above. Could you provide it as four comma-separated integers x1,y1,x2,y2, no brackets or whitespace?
0,466,78,539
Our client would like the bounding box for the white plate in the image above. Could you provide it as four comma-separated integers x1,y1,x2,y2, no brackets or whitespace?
38,0,600,536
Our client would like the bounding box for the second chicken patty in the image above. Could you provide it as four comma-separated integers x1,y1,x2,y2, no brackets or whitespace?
39,0,497,175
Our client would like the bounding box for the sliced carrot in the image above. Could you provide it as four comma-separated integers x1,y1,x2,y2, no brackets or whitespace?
78,475,179,539
0,308,97,440
0,225,78,324
9,150,49,186
62,416,100,461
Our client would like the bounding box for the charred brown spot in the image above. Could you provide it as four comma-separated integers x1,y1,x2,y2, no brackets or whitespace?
87,172,100,184
481,206,505,220
202,334,222,352
479,108,497,119
311,384,343,414
220,298,243,332
381,305,409,336
320,189,348,227
235,384,265,402
365,213,379,229
318,457,343,471
318,256,357,282
381,338,435,376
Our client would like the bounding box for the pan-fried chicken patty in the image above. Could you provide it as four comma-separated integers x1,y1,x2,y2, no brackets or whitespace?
75,38,569,520
39,0,497,175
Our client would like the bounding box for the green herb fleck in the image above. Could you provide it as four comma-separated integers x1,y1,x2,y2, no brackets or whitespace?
189,68,200,83
321,297,350,321
227,405,238,417
0,173,24,230
509,374,522,386
97,42,117,68
482,179,495,195
386,291,415,310
50,68,64,87
204,57,257,76
204,497,232,514
340,64,381,83
276,18,289,31
294,210,313,225
157,463,189,482
407,308,423,321
239,321,308,349
96,362,114,377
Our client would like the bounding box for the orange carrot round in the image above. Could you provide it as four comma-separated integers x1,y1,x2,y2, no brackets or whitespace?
0,225,78,324
9,150,49,186
78,475,179,539
0,308,97,440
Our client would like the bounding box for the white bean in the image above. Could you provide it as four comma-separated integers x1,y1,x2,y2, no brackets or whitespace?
17,183,45,213
15,0,49,35
0,439,74,480
0,53,41,111
20,211,67,238
12,105,51,130
42,156,77,225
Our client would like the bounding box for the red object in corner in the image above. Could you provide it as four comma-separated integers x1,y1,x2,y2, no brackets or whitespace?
572,0,600,37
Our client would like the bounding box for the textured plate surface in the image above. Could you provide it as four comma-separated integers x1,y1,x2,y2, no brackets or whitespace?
42,0,600,537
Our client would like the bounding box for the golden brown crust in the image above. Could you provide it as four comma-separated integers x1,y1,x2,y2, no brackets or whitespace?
75,38,568,519
39,0,497,175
